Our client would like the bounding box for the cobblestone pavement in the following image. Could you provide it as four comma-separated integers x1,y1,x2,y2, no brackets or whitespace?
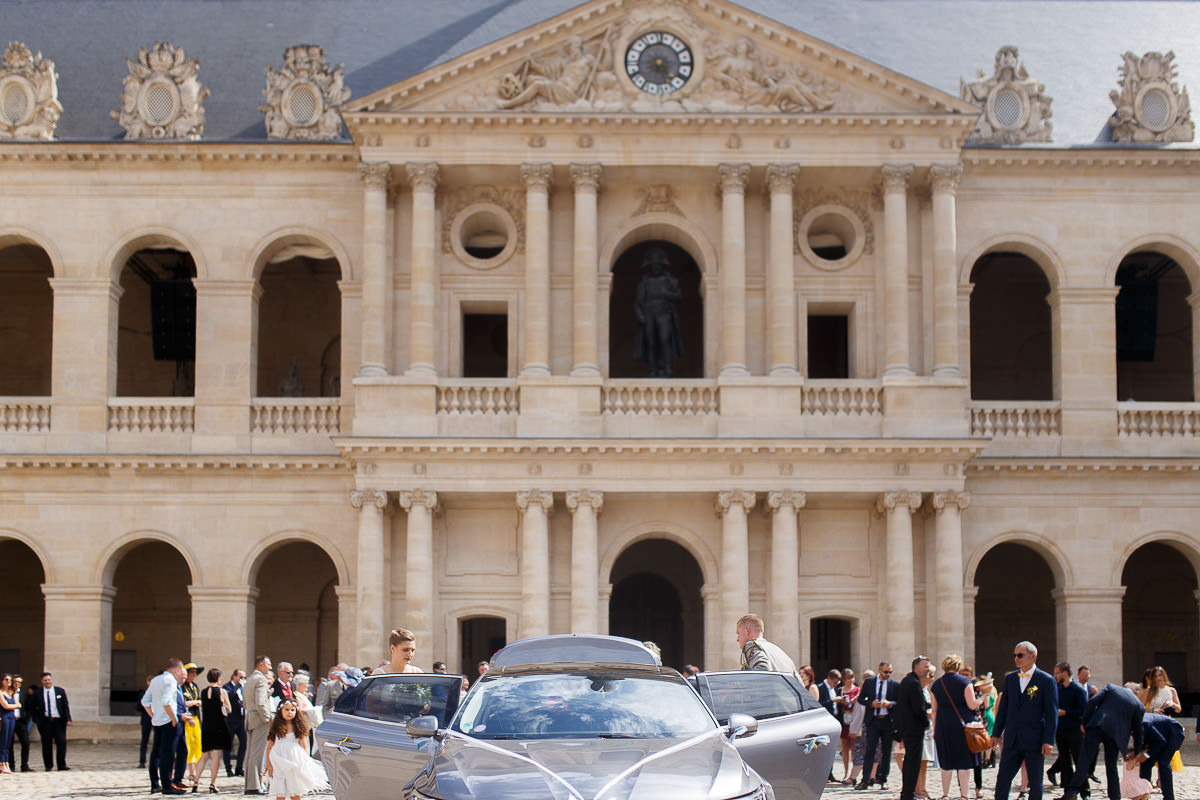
0,742,1196,799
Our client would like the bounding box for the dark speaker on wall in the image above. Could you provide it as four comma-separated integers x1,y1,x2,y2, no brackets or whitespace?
150,278,196,361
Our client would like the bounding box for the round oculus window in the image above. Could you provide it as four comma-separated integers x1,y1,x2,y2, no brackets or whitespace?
283,82,322,127
1138,87,1172,130
990,87,1024,129
140,80,179,126
625,31,693,95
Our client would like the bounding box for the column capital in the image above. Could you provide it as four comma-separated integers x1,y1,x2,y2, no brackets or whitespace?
930,490,971,513
358,161,391,188
398,489,439,512
718,163,751,195
929,162,964,195
880,163,915,192
569,163,602,192
565,489,604,513
350,488,388,510
405,161,440,191
716,489,756,515
766,489,807,511
521,162,554,191
516,489,554,512
764,163,800,195
877,489,922,513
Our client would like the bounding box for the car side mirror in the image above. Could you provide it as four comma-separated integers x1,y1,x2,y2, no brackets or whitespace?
406,715,440,738
727,712,758,739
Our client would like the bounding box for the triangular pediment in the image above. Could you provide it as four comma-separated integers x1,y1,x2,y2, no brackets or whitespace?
347,0,978,118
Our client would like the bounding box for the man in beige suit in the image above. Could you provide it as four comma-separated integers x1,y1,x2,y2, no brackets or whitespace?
242,655,273,795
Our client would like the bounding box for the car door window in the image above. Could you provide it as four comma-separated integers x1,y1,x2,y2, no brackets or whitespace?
703,672,802,723
347,676,458,726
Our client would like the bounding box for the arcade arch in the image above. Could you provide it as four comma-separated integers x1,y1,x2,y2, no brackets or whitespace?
0,538,46,677
116,246,198,397
608,538,704,670
1121,539,1199,692
1114,250,1194,401
0,243,53,395
968,252,1053,400
252,540,339,677
972,541,1059,675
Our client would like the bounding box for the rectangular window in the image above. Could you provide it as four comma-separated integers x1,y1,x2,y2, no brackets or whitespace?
462,312,508,378
807,315,849,379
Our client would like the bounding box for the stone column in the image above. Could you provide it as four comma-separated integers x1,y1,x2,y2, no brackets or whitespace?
717,489,756,666
877,490,921,665
1053,586,1125,685
521,164,554,377
399,490,438,652
719,164,751,377
357,162,391,376
49,278,121,442
517,490,554,638
766,164,800,376
566,490,604,634
880,165,915,377
405,162,440,376
569,164,602,377
42,584,115,722
193,279,259,447
190,585,256,678
930,491,970,659
930,163,964,377
351,488,389,665
767,490,805,661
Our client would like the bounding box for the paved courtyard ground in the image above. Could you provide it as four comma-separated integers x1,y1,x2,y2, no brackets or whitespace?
0,739,1196,799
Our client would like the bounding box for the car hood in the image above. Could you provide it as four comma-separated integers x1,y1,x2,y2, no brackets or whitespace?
417,730,763,800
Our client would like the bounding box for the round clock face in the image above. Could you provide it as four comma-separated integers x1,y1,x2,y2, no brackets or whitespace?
625,31,693,95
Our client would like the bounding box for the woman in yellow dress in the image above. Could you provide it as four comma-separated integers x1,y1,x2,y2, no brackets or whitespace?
181,663,204,788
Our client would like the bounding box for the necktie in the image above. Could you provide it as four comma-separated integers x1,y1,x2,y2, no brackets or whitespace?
1019,672,1031,678
45,689,53,718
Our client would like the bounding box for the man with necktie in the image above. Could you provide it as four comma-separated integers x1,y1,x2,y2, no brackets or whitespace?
31,672,70,771
223,669,246,777
855,660,899,790
1059,683,1143,800
991,640,1058,800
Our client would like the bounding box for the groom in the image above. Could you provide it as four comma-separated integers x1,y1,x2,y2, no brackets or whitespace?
991,640,1059,800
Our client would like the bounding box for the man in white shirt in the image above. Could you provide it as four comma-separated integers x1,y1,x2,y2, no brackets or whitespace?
735,613,797,673
32,672,70,771
141,657,186,795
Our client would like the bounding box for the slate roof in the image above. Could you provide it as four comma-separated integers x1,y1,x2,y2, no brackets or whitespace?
3,0,1199,145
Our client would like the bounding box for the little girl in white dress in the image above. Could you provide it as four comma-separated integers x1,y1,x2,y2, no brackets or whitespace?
266,699,329,800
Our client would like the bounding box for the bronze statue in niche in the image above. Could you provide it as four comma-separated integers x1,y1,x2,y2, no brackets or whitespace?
633,246,684,377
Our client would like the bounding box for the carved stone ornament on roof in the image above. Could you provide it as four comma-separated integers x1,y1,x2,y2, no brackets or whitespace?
960,46,1052,144
110,42,208,140
0,42,61,140
1108,51,1194,143
260,44,350,140
441,186,526,254
792,188,876,256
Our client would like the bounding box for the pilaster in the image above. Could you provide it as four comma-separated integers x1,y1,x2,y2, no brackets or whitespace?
189,585,257,680
357,161,392,377
398,490,439,655
351,488,389,666
767,489,805,661
1047,286,1120,448
880,165,915,377
766,164,800,376
1052,586,1125,685
718,164,751,377
566,490,603,634
193,279,260,450
405,162,440,376
930,490,969,659
717,489,756,667
517,489,554,638
929,163,963,377
48,278,122,445
42,583,116,721
570,164,602,377
521,163,554,377
877,490,921,666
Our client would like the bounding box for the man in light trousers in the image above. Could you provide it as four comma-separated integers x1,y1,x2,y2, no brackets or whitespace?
243,655,273,795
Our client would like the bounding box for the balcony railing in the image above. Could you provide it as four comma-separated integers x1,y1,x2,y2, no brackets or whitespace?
1117,402,1200,437
602,380,719,415
0,399,52,432
437,381,520,415
108,398,195,433
252,398,341,434
802,381,883,416
969,401,1061,437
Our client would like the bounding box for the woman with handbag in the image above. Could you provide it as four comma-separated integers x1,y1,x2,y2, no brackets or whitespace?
930,654,983,800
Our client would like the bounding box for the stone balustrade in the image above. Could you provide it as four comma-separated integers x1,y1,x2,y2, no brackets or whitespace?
251,398,341,434
970,401,1062,437
602,380,719,416
802,380,884,416
1117,401,1200,437
107,398,195,433
437,381,520,415
0,399,52,432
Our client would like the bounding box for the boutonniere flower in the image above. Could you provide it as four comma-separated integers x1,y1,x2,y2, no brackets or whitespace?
1025,685,1039,698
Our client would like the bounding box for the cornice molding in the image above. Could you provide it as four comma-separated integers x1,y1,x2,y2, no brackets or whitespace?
967,458,1200,475
0,142,357,165
0,454,351,473
963,149,1200,170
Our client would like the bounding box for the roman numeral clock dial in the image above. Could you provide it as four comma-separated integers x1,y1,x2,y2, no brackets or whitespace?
625,32,693,95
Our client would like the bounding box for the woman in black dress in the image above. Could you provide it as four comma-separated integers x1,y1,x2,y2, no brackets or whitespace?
196,668,231,793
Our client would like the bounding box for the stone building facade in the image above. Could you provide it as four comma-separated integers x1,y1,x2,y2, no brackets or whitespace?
1,0,1199,731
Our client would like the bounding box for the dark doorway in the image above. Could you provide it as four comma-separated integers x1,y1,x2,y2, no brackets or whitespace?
609,539,703,670
0,245,53,395
808,315,849,379
1115,252,1193,401
257,253,342,397
1122,542,1198,693
810,617,852,677
0,540,45,678
974,543,1056,676
969,253,1053,400
460,616,506,677
254,542,339,679
117,249,197,396
609,241,703,378
463,313,508,378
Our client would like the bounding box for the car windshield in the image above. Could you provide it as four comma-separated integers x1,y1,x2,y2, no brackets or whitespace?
452,670,716,740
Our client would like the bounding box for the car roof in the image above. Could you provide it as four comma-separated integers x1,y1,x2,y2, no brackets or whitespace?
489,634,662,669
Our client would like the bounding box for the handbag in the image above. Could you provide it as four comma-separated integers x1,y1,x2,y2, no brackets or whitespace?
943,676,992,754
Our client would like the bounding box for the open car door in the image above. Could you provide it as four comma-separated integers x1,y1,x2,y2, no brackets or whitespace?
693,670,841,800
315,673,463,800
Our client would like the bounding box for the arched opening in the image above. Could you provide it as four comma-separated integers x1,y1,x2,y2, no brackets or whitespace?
1121,541,1198,692
608,539,703,670
459,616,507,676
0,244,52,395
0,540,45,677
810,617,852,678
256,247,342,397
973,542,1057,676
609,241,703,379
110,541,192,715
969,252,1053,400
1115,251,1194,401
117,249,197,396
253,541,338,678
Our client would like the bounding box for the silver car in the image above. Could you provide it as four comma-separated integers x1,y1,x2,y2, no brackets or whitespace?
316,635,839,800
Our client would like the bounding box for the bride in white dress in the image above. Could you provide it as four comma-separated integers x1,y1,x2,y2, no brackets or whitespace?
265,699,328,799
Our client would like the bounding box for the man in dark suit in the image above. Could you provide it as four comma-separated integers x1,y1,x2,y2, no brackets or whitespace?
270,661,295,701
1060,683,1144,800
223,669,247,777
991,640,1058,800
895,655,931,800
31,671,71,771
1136,712,1184,800
855,661,899,790
1047,661,1088,791
817,669,843,783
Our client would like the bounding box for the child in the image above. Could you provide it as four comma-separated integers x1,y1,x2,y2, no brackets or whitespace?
265,699,328,800
1120,752,1151,800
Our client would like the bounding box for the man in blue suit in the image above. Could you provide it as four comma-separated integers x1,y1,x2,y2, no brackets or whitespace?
855,661,900,790
1060,683,1144,800
1136,712,1184,800
991,640,1058,800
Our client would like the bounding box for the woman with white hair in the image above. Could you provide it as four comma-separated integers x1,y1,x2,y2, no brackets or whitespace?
290,672,323,754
